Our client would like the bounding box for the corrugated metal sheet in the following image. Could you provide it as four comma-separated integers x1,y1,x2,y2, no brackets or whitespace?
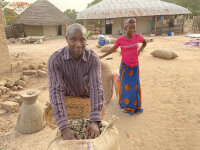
77,0,191,19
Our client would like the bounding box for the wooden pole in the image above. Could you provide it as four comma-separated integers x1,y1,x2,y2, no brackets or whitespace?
182,15,186,34
154,16,157,35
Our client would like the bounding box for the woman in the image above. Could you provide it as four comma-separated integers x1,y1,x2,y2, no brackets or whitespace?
100,18,147,115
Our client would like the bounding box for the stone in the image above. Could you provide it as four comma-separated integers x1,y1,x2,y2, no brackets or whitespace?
41,67,48,72
14,96,22,105
11,86,18,91
5,80,14,88
22,66,28,71
0,86,9,94
23,70,37,76
2,95,10,101
0,110,7,115
0,80,6,86
37,64,44,69
28,65,35,69
28,64,36,70
16,60,23,65
13,53,19,57
10,92,18,98
1,101,19,113
15,80,26,87
20,75,29,82
37,70,47,77
11,62,19,68
17,86,24,90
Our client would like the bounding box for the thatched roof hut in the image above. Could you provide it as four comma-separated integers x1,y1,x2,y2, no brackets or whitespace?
77,0,191,35
14,0,73,37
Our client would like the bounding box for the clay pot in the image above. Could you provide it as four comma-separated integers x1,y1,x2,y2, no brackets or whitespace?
16,89,44,134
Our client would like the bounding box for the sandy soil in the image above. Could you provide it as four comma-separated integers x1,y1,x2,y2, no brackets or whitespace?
0,35,200,150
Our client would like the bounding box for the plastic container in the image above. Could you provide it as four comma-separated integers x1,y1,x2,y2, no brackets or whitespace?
98,40,105,46
167,33,172,36
105,36,111,44
98,35,105,40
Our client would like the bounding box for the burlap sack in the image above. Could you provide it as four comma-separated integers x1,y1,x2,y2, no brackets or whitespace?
47,116,120,150
145,38,154,42
101,61,113,104
151,50,178,60
100,44,117,53
90,35,98,40
110,38,117,44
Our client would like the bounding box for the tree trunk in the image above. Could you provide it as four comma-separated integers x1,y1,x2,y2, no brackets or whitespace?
0,2,10,73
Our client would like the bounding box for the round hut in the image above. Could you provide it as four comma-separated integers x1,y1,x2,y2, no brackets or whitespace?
14,0,73,37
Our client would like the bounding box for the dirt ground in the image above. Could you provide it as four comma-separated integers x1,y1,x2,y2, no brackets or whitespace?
0,34,200,150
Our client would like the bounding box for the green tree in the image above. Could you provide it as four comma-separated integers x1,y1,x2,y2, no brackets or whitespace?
87,0,102,8
64,9,77,22
4,8,18,25
1,0,9,10
9,1,32,14
1,0,10,25
163,0,200,15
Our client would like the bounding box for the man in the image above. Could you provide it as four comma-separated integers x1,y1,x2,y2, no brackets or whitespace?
48,23,104,140
87,30,91,39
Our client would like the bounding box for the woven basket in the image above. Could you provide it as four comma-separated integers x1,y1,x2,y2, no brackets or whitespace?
44,96,106,130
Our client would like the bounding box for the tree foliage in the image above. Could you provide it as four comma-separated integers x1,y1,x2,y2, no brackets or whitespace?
1,0,9,10
1,1,31,25
162,0,200,15
9,1,31,14
64,9,77,22
4,8,18,25
87,0,102,8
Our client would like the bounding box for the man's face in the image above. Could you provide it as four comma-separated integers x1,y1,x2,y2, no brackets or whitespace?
66,29,87,57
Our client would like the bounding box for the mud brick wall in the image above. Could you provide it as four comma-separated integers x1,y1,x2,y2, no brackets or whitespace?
5,24,24,39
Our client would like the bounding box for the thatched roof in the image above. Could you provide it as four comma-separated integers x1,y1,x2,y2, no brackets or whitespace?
77,0,191,19
14,0,73,25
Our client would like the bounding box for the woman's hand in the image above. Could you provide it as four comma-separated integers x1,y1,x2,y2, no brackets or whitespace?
99,45,118,59
138,39,147,56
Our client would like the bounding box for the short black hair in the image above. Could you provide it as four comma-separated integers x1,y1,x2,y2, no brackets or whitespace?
65,23,87,38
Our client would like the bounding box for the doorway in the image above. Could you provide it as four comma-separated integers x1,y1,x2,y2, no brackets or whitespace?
106,24,112,34
58,25,62,35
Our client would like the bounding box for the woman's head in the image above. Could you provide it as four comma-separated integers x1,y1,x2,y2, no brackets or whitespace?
124,18,136,35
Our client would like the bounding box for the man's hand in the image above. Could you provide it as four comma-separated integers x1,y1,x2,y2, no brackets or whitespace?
61,127,80,140
85,122,100,139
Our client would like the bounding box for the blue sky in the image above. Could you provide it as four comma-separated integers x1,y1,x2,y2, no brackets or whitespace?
7,0,93,12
